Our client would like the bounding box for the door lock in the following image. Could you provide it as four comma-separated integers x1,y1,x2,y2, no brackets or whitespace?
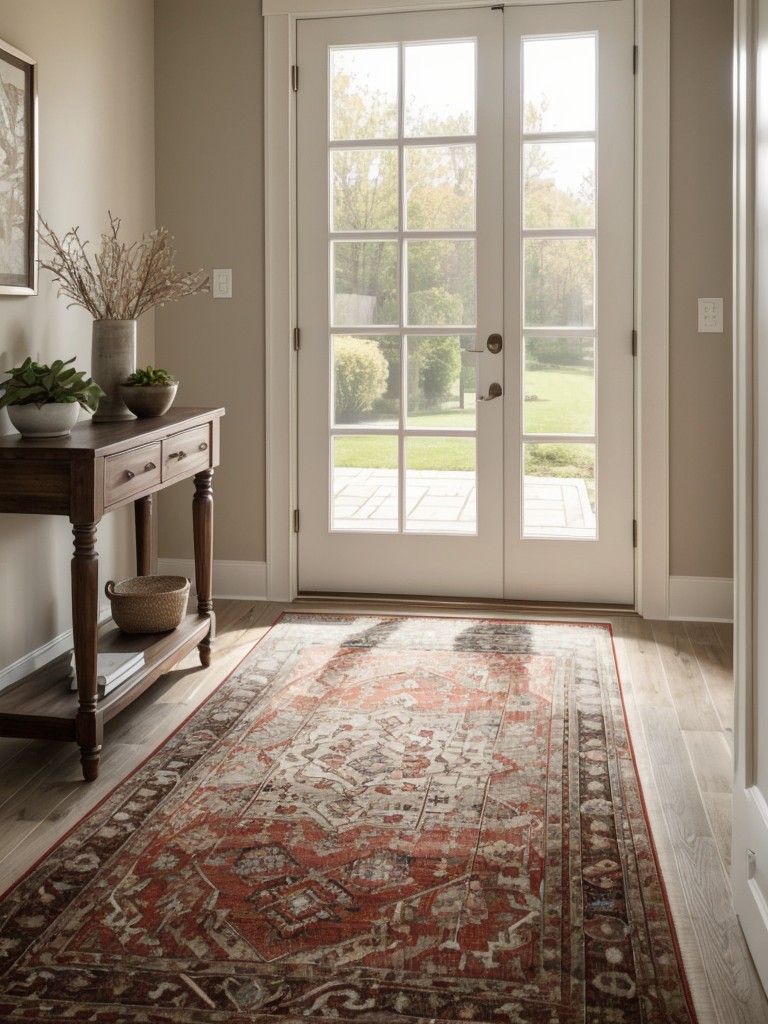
463,333,503,355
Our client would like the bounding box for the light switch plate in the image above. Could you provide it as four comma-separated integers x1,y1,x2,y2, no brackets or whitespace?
213,268,232,299
698,297,723,333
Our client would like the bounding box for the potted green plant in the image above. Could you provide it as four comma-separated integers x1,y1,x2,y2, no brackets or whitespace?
0,357,105,438
119,365,179,418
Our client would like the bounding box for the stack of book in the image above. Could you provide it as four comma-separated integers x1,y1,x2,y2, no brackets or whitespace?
69,651,145,697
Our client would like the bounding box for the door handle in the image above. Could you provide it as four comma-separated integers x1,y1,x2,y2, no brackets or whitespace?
478,382,502,401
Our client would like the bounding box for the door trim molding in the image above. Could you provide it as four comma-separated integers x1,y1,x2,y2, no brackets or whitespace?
263,0,624,11
634,0,670,618
264,11,298,601
263,0,671,612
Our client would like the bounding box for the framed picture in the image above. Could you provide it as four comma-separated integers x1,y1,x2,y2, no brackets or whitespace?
0,38,37,295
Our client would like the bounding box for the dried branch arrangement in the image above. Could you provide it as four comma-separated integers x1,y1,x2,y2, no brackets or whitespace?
37,213,210,320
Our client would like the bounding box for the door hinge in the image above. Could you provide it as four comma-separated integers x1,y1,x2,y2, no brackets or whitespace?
633,45,638,75
632,328,637,356
491,4,505,11
293,326,301,352
633,519,638,548
293,509,300,533
292,65,299,92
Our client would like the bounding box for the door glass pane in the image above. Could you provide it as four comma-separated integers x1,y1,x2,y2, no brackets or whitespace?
405,145,476,231
332,149,399,231
406,437,476,533
523,141,595,230
406,240,476,325
523,442,596,539
333,435,398,531
333,335,399,426
328,32,481,539
523,237,594,328
404,41,476,137
520,30,599,546
406,335,476,428
522,36,595,133
523,338,595,435
331,46,398,141
333,241,398,325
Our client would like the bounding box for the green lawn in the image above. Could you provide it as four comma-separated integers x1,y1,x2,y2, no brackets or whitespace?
335,435,475,471
334,367,594,476
523,368,593,434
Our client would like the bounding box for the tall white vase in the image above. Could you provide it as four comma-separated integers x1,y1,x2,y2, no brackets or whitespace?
91,319,137,422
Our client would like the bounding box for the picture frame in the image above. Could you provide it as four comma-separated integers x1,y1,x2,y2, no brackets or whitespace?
0,37,37,295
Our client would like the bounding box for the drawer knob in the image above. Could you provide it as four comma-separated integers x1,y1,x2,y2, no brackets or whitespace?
169,450,187,460
199,442,208,451
145,462,156,471
125,469,135,480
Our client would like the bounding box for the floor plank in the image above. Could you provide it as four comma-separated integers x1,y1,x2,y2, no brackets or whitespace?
611,615,674,707
650,620,725,732
685,623,737,744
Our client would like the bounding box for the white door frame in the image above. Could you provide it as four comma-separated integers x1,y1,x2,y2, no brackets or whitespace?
732,0,768,992
263,0,671,617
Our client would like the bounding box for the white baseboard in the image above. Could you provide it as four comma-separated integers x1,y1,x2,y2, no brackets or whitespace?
157,558,268,600
0,629,76,694
668,576,734,622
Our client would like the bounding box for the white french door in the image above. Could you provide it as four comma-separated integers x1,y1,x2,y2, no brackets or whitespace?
296,1,635,603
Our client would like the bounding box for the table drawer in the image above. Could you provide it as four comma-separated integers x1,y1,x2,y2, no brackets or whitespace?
162,424,212,481
104,442,162,505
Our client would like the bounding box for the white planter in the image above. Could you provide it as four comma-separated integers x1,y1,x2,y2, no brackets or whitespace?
8,402,80,438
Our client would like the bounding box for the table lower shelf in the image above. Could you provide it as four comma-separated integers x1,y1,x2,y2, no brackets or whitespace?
0,613,212,743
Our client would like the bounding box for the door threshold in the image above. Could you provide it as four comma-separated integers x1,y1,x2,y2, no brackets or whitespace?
295,591,638,619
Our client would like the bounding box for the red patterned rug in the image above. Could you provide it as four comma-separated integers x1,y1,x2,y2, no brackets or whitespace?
0,614,697,1023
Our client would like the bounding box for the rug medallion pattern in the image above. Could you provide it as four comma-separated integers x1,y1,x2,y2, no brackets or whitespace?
0,616,696,1022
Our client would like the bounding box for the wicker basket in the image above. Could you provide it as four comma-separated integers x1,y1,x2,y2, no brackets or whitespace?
105,575,190,633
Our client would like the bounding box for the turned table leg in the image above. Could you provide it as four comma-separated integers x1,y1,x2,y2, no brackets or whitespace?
193,469,216,667
134,495,153,576
72,522,103,781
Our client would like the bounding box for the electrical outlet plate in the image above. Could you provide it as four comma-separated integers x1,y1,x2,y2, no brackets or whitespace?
698,297,723,333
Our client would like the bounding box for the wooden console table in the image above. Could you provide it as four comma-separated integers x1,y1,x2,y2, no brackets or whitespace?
0,407,224,781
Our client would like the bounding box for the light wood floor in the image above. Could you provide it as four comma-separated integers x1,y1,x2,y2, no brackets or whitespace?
0,599,765,1023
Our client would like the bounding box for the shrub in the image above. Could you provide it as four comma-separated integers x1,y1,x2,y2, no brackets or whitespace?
333,337,388,422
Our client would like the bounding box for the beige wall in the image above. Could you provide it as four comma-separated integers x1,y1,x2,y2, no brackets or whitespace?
0,1,155,670
154,0,265,565
669,0,734,579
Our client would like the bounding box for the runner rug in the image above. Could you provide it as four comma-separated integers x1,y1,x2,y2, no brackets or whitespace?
0,614,697,1023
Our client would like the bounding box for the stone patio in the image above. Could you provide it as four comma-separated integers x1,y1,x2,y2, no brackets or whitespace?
332,467,596,537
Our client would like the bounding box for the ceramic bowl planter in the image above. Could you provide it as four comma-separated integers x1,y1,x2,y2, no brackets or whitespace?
7,401,80,438
0,357,105,439
119,382,178,419
120,366,179,418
